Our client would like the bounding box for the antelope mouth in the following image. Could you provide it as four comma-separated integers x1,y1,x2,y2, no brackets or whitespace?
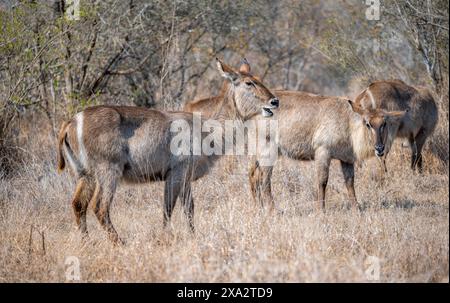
262,106,274,117
375,150,384,157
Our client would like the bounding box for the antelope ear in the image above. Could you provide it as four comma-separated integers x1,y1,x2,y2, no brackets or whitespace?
239,57,251,74
387,109,408,122
348,99,365,116
216,58,238,82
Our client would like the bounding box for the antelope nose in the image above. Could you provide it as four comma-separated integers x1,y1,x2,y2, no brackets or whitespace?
375,144,385,156
270,98,279,108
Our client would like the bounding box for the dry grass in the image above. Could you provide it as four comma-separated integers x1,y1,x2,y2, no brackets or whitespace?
0,124,448,283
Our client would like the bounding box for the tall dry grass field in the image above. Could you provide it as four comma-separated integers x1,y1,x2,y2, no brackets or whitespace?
0,116,448,283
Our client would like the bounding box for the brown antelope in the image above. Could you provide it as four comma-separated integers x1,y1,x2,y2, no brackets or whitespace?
185,61,407,210
183,59,254,116
248,93,407,210
183,83,229,115
57,58,279,244
354,80,438,173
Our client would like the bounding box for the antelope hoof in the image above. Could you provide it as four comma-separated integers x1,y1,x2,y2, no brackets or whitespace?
110,234,125,246
275,207,285,216
115,238,126,247
350,203,361,212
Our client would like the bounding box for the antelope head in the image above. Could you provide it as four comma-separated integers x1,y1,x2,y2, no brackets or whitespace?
216,58,279,119
349,100,408,158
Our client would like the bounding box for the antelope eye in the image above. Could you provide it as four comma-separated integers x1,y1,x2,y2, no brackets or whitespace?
245,81,254,86
365,122,371,129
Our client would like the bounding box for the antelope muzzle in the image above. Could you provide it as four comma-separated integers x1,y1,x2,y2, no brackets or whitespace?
375,143,385,157
262,97,280,117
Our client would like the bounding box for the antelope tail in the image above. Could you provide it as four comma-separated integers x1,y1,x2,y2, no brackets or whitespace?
57,121,70,173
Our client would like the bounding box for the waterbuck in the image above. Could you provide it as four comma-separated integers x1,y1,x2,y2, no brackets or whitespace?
185,61,407,210
183,59,256,117
354,80,438,172
57,58,279,244
248,93,407,210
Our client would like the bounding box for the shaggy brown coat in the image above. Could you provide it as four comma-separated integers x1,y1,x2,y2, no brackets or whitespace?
184,77,406,210
354,80,438,172
57,59,278,243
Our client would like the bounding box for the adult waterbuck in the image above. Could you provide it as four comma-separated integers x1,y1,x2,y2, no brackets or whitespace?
185,61,407,210
248,93,407,210
57,58,279,244
354,80,438,173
